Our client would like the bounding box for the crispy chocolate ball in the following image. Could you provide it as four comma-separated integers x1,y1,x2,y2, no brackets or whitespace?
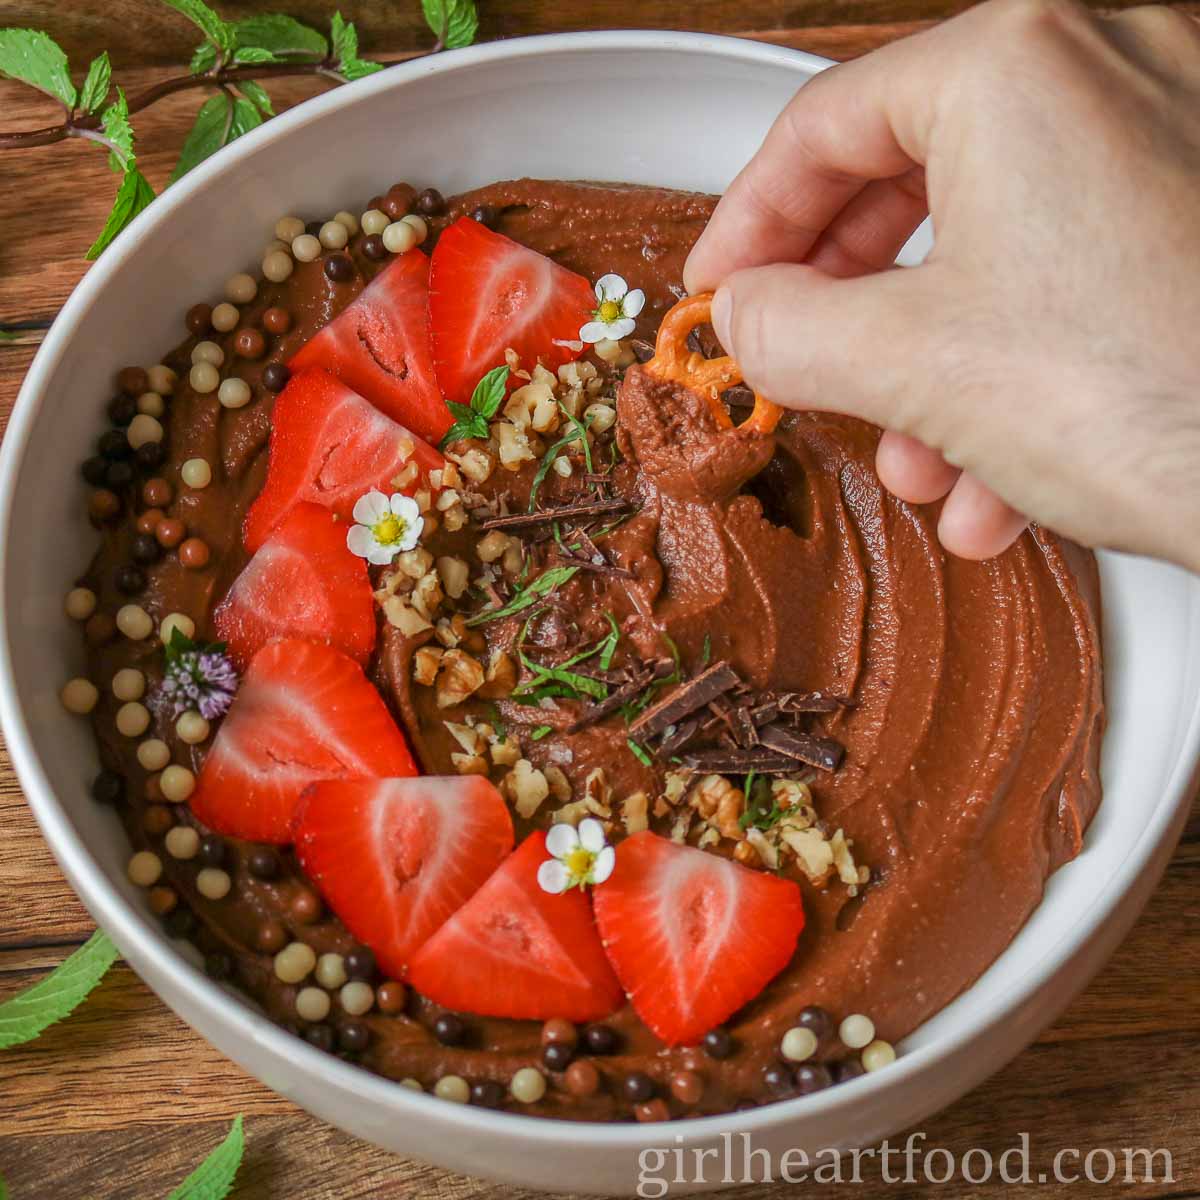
261,306,292,335
234,328,265,360
117,366,149,396
324,254,354,282
81,456,109,486
337,1021,370,1053
130,533,162,565
702,1027,735,1060
247,848,280,880
262,362,290,393
433,1013,466,1046
623,1072,655,1103
794,1063,833,1095
344,947,375,980
583,1023,618,1055
542,1042,574,1072
362,233,388,261
470,1080,505,1108
185,304,213,335
107,393,137,426
91,769,124,805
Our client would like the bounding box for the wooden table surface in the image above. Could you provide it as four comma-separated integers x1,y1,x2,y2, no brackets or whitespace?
1,2,1197,1197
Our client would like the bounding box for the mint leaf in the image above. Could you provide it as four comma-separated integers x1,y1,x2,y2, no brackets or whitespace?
0,930,118,1048
236,80,273,117
529,411,595,510
467,566,579,626
422,0,479,49
100,87,134,170
0,29,76,109
78,51,111,114
166,1116,245,1200
228,95,264,140
161,0,235,56
86,166,155,260
330,12,382,81
170,93,263,183
231,45,277,65
234,14,327,59
189,42,218,74
470,364,509,418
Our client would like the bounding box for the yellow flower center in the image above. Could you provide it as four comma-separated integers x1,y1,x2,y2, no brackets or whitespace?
598,298,622,323
372,514,406,546
563,846,595,880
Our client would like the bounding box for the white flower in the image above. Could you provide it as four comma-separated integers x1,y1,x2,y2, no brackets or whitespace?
346,490,424,565
580,273,645,344
537,817,616,894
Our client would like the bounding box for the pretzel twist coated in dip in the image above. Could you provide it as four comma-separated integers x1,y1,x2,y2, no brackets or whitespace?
644,293,782,435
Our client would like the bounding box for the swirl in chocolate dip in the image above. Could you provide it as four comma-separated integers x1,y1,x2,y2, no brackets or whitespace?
76,179,1103,1120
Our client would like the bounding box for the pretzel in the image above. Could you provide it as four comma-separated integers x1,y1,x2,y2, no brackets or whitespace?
642,293,782,436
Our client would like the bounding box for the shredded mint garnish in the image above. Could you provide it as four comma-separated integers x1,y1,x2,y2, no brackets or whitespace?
530,725,553,741
528,411,595,511
466,565,579,627
626,737,653,768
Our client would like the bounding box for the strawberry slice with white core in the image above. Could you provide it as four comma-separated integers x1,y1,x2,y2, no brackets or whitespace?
293,777,514,978
189,639,416,843
593,831,806,1045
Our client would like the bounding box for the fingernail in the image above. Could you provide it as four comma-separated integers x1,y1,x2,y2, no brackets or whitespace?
711,286,732,351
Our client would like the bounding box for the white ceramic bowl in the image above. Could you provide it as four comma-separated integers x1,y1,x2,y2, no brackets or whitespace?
2,31,1198,1196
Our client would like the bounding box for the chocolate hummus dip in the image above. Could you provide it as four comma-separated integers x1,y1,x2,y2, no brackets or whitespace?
64,178,1104,1122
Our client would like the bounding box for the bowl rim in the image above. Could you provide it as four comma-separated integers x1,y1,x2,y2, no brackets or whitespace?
2,26,1198,1154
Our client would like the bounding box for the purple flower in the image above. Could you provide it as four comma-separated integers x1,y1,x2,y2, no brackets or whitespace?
160,641,238,719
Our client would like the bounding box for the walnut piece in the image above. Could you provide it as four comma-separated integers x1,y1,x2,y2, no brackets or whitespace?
435,649,485,709
412,645,443,686
502,758,550,818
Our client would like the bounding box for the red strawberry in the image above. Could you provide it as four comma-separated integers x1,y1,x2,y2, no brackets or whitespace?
407,831,623,1022
288,249,449,444
593,832,805,1045
293,777,514,978
428,217,595,406
242,367,442,553
214,504,375,670
189,639,416,843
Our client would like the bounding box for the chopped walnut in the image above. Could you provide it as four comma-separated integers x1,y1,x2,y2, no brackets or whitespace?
505,380,555,430
669,808,693,845
544,764,572,804
584,402,617,434
733,837,761,865
500,541,525,577
550,798,590,826
442,502,468,532
410,571,444,622
490,737,521,767
477,530,516,564
477,650,516,699
443,720,485,756
690,773,744,840
395,547,434,581
412,645,443,686
494,420,536,470
435,649,484,709
662,770,689,807
440,461,462,490
413,488,432,514
622,790,649,834
433,618,461,649
502,758,550,818
382,597,432,637
447,446,494,484
391,460,419,489
743,827,779,869
436,556,470,600
435,487,461,513
450,753,489,776
584,768,611,811
780,826,836,884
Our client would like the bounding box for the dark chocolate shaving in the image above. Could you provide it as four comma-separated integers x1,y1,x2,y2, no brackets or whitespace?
477,497,631,530
679,750,801,775
628,661,741,738
758,724,845,772
629,338,656,363
565,659,675,733
657,716,701,756
770,691,853,715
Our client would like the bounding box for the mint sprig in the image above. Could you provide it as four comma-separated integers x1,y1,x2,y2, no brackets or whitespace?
77,52,111,115
422,0,479,50
330,11,383,81
166,1116,245,1200
0,930,118,1049
440,364,510,449
162,0,236,60
0,29,76,109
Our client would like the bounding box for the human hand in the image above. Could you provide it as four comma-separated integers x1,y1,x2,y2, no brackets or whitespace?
686,0,1200,569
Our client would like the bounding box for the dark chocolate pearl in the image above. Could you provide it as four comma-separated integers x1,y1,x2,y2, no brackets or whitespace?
794,1063,833,1095
262,362,290,393
433,1013,465,1046
135,440,166,470
98,429,131,460
344,947,375,980
247,848,280,880
84,613,116,645
582,1023,618,1055
130,533,161,565
324,254,354,282
382,189,413,220
623,1072,655,1103
542,1042,574,1072
104,459,134,489
117,366,148,396
164,908,196,938
261,306,292,335
204,952,233,980
107,393,137,426
362,233,387,261
834,1058,866,1084
114,565,146,595
186,303,213,335
415,187,446,216
81,456,109,486
470,1079,505,1108
470,204,498,228
762,1063,795,1098
198,834,228,868
90,769,124,805
234,328,265,360
304,1023,335,1052
337,1021,370,1053
703,1027,735,1060
797,1005,833,1041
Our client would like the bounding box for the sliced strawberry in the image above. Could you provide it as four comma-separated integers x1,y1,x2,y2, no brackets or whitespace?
243,367,442,552
214,504,375,670
428,217,595,406
288,249,449,444
189,639,416,843
407,831,623,1022
293,777,514,978
593,832,805,1045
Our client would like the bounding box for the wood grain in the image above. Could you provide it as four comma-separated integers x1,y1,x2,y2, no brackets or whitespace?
1,4,1198,1197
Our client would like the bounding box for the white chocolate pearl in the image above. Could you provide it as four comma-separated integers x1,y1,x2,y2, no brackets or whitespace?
111,667,145,701
137,738,171,771
318,220,349,250
165,825,200,860
264,238,289,255
434,1075,470,1103
116,604,153,641
160,612,195,644
136,391,164,418
333,210,359,236
60,678,99,714
275,215,306,242
116,701,151,737
839,1013,875,1050
146,364,177,395
191,340,225,367
64,587,97,621
296,986,331,1022
181,458,212,489
339,980,375,1016
160,764,196,803
360,209,389,236
189,362,219,394
510,1067,547,1104
196,867,232,900
176,711,210,745
315,953,347,990
225,273,257,304
126,414,163,449
262,250,294,283
400,213,428,244
382,221,417,254
400,1077,423,1091
274,941,316,984
127,850,163,887
211,302,239,333
780,1026,819,1063
217,377,252,410
861,1039,896,1072
292,234,321,262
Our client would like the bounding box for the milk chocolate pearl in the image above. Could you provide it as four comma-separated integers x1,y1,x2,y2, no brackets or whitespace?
634,1099,671,1123
179,537,210,569
88,489,121,523
304,1024,335,1052
261,306,292,335
338,1021,370,1052
290,888,322,924
85,612,116,645
117,366,149,396
564,1059,600,1097
262,362,290,392
185,303,213,335
794,1063,833,1095
131,533,162,565
470,1080,505,1109
415,187,446,216
234,328,265,359
143,477,172,507
135,509,163,534
376,980,407,1014
135,440,166,471
433,1013,466,1046
144,774,165,804
362,234,387,261
344,947,375,980
155,518,186,548
542,1042,574,1072
382,185,415,219
148,886,178,916
669,1070,704,1105
256,919,288,954
91,770,124,805
108,393,137,426
81,456,109,486
541,1018,577,1048
623,1072,655,1103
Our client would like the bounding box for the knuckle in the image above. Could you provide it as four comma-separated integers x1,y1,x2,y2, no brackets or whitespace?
991,0,1093,42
